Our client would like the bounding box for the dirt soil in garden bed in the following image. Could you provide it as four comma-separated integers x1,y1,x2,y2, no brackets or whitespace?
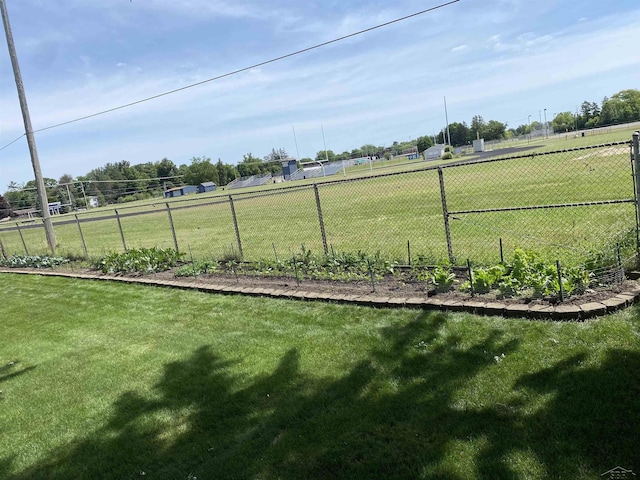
48,265,637,308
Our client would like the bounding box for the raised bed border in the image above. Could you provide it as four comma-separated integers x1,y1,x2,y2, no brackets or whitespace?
2,268,639,320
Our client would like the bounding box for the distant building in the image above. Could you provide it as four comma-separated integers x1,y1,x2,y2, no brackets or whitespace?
473,139,485,152
394,152,420,160
401,146,418,155
163,185,198,198
88,196,99,208
280,158,298,180
197,182,217,193
423,144,446,161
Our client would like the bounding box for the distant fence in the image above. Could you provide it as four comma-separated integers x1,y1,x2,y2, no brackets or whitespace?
1,135,639,278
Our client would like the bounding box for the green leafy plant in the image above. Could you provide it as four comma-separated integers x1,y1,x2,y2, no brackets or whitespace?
565,266,592,294
497,277,520,297
528,271,552,298
428,265,456,293
509,248,534,285
471,265,505,294
500,248,591,299
0,255,69,269
175,260,216,277
94,247,184,274
202,247,403,282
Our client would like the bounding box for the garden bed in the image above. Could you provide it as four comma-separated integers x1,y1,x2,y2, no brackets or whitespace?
3,263,639,320
145,266,636,309
2,248,639,319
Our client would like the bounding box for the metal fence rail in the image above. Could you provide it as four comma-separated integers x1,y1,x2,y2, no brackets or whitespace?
1,136,638,275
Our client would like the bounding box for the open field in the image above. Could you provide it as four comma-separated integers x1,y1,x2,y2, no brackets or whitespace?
0,132,636,267
1,273,639,479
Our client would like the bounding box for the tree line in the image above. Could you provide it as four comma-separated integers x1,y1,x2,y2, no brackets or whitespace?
1,139,428,213
436,89,640,147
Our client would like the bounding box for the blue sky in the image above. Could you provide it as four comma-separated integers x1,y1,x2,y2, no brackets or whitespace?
1,0,639,186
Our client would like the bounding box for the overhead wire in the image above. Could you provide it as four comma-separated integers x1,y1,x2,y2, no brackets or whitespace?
0,0,460,151
0,134,24,152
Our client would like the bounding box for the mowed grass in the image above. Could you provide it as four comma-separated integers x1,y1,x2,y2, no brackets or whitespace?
0,130,635,265
1,273,639,479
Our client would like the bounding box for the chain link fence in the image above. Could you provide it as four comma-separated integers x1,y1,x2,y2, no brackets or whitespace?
1,136,638,283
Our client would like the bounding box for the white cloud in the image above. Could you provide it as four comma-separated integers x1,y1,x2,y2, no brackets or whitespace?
488,31,554,52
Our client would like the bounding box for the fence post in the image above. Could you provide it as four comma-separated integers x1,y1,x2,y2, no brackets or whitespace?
15,222,28,255
632,131,640,266
165,203,179,253
438,167,454,264
75,214,88,259
313,184,329,256
228,195,243,259
114,210,127,252
556,260,564,303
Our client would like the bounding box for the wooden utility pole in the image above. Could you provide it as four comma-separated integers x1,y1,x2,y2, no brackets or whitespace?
0,0,56,252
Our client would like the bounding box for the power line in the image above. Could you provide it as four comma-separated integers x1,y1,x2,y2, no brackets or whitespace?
9,174,185,192
0,0,460,152
0,133,24,151
73,175,185,184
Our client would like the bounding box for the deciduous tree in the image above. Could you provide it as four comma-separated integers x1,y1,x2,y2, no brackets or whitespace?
184,157,219,186
416,135,434,153
315,150,336,162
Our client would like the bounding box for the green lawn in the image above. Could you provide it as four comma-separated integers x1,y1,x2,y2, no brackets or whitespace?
1,273,639,479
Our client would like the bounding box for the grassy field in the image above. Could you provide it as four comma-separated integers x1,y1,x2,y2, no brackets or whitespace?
0,127,636,266
1,273,639,479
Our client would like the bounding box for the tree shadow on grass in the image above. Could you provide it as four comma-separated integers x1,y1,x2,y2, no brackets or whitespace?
0,362,36,384
5,310,640,479
508,349,640,477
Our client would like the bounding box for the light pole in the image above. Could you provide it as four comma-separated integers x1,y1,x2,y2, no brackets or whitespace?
292,126,300,160
444,96,451,146
544,108,548,139
321,124,329,177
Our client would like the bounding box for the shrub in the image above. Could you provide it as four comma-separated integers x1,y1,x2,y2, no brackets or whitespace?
441,152,453,160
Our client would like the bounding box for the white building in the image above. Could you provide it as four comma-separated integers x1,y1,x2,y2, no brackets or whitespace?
422,144,446,161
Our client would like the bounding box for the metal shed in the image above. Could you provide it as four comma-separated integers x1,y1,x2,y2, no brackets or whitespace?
163,185,198,198
198,182,217,193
